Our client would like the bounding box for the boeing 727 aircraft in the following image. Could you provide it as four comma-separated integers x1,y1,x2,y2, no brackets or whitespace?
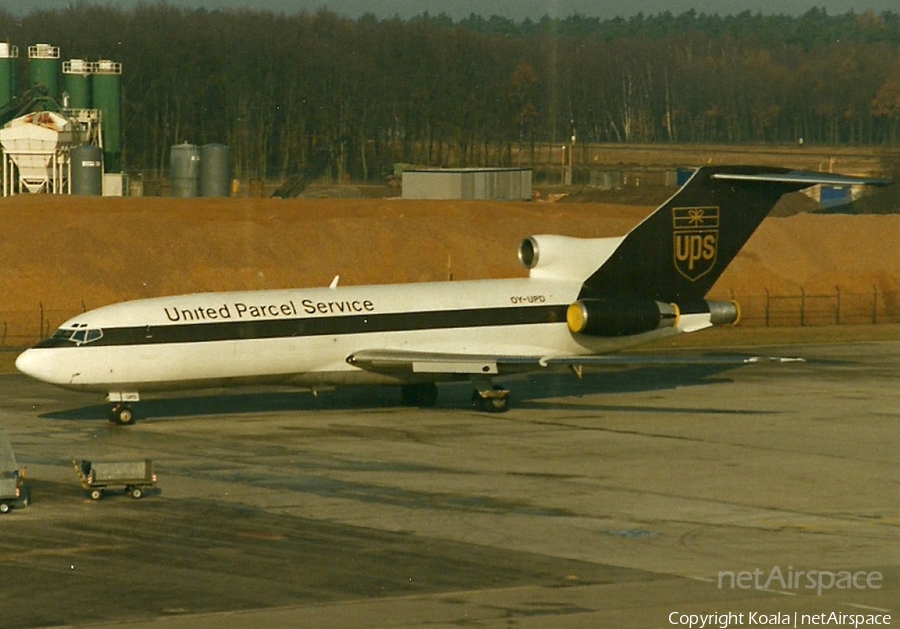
16,166,891,424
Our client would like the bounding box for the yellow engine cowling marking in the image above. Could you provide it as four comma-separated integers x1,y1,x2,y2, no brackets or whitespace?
566,302,587,334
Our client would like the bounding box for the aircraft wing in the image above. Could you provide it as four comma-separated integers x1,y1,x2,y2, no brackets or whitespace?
346,349,803,375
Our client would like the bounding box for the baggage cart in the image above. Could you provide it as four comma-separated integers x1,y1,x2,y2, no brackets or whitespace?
72,458,157,500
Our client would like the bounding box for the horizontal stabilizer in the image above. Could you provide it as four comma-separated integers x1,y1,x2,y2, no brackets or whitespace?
711,171,893,188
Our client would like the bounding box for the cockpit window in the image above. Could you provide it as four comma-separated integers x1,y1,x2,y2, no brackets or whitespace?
52,323,103,346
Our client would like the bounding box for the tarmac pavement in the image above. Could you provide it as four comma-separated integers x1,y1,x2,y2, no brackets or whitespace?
0,341,896,628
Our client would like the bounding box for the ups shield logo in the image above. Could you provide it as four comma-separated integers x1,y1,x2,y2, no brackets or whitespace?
673,206,719,281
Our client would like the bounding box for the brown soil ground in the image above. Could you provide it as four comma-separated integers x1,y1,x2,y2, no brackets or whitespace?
0,190,898,334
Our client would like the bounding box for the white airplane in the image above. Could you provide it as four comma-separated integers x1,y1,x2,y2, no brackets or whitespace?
16,166,890,424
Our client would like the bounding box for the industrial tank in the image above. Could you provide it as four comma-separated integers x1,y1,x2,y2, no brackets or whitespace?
62,59,92,109
170,143,200,197
91,60,122,173
0,43,17,109
71,144,103,195
28,44,60,102
199,144,230,196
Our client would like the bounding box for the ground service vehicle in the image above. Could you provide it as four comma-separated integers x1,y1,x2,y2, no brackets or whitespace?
73,458,157,500
0,430,30,513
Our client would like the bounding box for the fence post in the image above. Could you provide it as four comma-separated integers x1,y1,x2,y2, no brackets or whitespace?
835,286,840,325
872,285,878,324
765,288,770,327
800,286,805,327
39,302,44,340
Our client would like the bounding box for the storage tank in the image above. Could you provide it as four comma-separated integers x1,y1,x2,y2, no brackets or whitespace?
91,59,122,173
62,59,92,109
28,44,60,102
170,143,200,197
70,144,103,195
199,144,230,196
0,43,18,109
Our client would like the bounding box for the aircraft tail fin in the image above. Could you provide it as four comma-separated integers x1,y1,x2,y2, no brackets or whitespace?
577,166,891,310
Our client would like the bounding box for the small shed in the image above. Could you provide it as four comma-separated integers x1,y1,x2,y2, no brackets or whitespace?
402,167,532,201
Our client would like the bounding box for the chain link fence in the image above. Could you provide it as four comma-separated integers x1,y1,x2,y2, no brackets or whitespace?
0,288,897,349
0,304,86,349
716,287,899,328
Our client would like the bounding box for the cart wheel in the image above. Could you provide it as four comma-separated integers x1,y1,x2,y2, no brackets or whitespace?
90,488,103,500
130,487,143,499
0,502,9,514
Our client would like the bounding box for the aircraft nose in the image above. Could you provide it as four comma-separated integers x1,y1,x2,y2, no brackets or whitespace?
15,349,51,382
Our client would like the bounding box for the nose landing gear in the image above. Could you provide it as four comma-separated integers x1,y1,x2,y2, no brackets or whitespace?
109,403,135,426
107,392,140,426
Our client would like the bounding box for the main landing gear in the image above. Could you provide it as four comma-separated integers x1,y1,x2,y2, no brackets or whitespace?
471,385,510,413
400,382,439,407
400,380,510,412
470,375,509,413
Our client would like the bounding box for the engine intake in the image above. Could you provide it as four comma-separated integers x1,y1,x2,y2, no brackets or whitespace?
518,234,625,282
567,298,679,337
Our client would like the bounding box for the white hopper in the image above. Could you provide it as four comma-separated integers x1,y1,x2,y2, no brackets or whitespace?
1,111,74,193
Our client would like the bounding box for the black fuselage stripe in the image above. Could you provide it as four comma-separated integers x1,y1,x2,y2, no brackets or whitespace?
37,305,569,348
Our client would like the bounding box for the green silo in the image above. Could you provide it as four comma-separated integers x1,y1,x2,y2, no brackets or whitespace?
28,43,60,102
91,59,122,173
62,59,91,109
0,43,18,109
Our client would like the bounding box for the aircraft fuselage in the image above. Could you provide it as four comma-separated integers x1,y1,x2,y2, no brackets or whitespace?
16,276,690,394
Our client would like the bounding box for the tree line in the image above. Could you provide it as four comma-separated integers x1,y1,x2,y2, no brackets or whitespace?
1,3,900,182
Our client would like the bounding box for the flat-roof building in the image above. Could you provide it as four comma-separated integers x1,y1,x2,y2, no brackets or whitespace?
402,167,531,201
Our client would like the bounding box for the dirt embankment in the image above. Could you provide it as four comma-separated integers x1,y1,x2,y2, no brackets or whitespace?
0,194,898,317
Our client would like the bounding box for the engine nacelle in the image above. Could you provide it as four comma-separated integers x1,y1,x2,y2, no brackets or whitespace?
706,300,740,326
518,235,624,282
567,298,679,337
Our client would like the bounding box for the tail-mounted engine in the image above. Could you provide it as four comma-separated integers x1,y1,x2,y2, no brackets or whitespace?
566,298,740,337
519,235,623,282
706,300,740,326
567,298,679,337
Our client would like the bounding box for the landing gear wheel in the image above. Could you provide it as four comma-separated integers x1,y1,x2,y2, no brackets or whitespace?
109,404,135,426
400,383,438,407
471,386,510,413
